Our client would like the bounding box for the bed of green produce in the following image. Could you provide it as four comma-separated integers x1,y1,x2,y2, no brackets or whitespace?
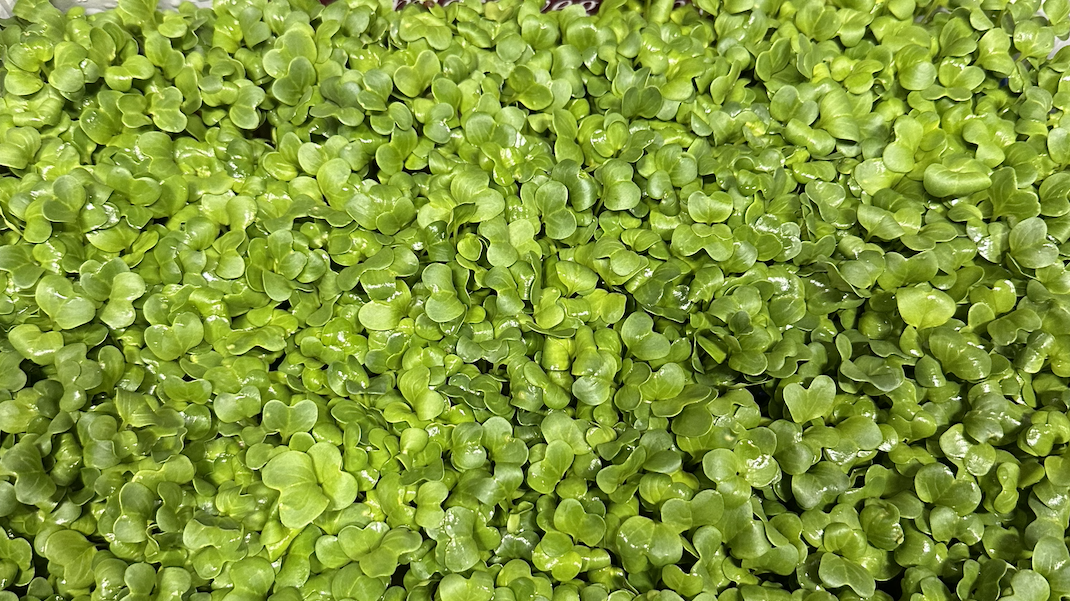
2,0,1070,599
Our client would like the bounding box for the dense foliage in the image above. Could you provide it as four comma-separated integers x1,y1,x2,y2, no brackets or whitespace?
2,0,1070,599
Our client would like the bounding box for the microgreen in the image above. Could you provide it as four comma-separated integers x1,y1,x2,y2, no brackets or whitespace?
1,0,1069,598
